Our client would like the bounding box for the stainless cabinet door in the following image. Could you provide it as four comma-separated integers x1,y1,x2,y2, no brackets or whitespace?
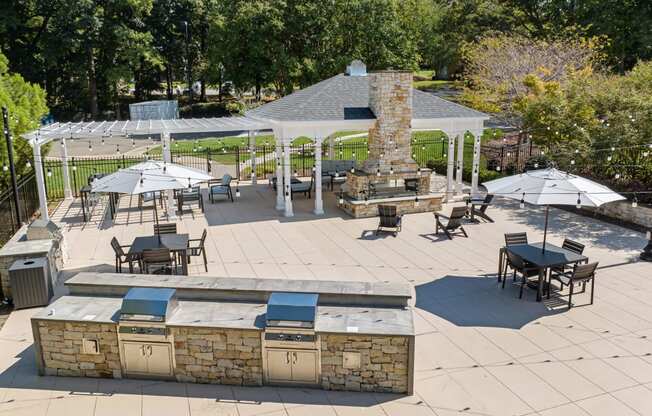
266,349,292,382
122,342,148,374
146,343,173,376
291,350,318,383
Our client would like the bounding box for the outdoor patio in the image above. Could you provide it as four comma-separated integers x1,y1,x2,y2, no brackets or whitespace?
1,182,651,416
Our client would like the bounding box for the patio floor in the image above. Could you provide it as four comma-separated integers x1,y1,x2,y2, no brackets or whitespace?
1,182,651,416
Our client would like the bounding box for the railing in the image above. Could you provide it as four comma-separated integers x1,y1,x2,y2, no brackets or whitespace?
0,171,40,246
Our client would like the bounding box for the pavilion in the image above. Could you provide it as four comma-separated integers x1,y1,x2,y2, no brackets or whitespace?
24,61,488,220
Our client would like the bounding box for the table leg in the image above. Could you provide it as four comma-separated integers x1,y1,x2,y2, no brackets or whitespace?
537,268,544,302
81,193,87,222
180,249,188,275
498,248,504,281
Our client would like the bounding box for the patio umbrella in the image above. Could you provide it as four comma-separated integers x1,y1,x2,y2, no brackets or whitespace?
91,160,212,224
482,168,625,251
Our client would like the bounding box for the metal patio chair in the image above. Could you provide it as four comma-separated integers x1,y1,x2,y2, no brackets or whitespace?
154,223,177,235
110,237,139,273
503,250,540,299
187,229,208,272
550,262,598,308
209,174,233,203
142,248,176,275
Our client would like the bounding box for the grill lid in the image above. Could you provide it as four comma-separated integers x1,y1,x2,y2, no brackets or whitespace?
120,287,177,322
266,292,318,328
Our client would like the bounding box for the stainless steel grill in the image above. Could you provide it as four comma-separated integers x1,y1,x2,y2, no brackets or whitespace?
262,292,321,385
118,288,177,378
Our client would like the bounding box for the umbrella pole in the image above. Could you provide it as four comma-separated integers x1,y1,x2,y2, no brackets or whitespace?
542,205,549,252
153,196,159,229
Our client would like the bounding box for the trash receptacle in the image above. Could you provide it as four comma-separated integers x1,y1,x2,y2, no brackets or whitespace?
8,258,52,309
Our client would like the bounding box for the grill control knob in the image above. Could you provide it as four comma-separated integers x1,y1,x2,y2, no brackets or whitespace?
296,335,302,340
279,334,285,339
131,327,137,333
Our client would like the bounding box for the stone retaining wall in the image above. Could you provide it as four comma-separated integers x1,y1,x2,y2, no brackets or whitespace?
171,327,263,386
340,196,443,218
35,320,121,378
320,334,410,393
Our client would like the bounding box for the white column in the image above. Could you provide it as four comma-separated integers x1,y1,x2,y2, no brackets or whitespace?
60,138,72,199
456,132,465,195
275,142,284,210
471,130,483,195
162,131,176,219
445,133,456,202
249,130,257,184
314,136,324,215
33,142,50,221
283,141,293,217
328,135,335,159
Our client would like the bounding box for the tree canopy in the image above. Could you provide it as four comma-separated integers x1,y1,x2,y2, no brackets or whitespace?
1,0,650,121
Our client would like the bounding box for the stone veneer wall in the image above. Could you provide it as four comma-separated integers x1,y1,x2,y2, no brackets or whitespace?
35,320,121,378
320,334,410,393
340,196,442,218
364,71,417,174
171,327,263,386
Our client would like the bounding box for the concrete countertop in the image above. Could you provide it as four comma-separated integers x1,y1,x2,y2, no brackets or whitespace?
66,273,412,305
0,232,55,257
32,295,414,336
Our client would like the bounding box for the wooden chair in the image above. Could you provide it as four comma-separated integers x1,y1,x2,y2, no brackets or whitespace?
110,237,139,273
142,248,176,275
469,194,494,223
187,229,208,272
434,206,468,239
550,262,598,308
154,223,177,235
503,250,541,299
377,205,402,236
209,174,233,202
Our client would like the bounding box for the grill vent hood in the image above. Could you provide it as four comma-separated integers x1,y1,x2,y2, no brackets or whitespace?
120,287,178,322
266,292,318,328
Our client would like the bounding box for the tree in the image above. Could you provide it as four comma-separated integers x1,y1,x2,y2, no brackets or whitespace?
0,52,49,182
460,34,601,120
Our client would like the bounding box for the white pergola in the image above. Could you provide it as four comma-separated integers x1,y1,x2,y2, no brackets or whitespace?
25,69,489,221
24,117,269,221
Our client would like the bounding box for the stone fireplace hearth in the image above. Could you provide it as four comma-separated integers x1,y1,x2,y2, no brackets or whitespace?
340,70,442,218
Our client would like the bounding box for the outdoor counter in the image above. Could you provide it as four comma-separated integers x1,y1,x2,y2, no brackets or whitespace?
66,272,412,307
33,295,414,336
32,274,414,394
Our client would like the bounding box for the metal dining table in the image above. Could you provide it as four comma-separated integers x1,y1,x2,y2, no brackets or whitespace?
128,234,190,275
505,242,588,301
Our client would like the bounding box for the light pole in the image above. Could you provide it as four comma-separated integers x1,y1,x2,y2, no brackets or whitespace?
183,20,192,104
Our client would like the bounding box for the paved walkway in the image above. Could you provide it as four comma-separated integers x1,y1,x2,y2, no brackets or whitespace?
1,184,651,416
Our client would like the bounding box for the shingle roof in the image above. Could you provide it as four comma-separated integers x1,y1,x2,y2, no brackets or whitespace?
246,73,487,122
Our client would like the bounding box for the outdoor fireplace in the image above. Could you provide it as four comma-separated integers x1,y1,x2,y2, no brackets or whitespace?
341,71,440,217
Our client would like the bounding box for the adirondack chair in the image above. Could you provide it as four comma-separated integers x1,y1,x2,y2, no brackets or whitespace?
377,205,402,236
434,206,468,239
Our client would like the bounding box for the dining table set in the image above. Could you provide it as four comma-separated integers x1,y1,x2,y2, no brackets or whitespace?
499,239,588,302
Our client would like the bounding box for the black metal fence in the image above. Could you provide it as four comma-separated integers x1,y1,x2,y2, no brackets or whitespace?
0,171,40,246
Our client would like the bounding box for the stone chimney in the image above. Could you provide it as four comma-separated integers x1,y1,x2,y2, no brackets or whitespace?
363,71,417,174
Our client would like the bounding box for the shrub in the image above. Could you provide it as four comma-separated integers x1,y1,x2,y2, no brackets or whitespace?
425,159,502,184
524,155,553,171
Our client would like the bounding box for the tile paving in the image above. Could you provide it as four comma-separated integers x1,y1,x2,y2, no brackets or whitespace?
0,182,651,416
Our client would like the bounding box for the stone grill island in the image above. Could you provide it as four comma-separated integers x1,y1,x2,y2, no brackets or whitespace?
31,273,415,394
340,71,441,218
